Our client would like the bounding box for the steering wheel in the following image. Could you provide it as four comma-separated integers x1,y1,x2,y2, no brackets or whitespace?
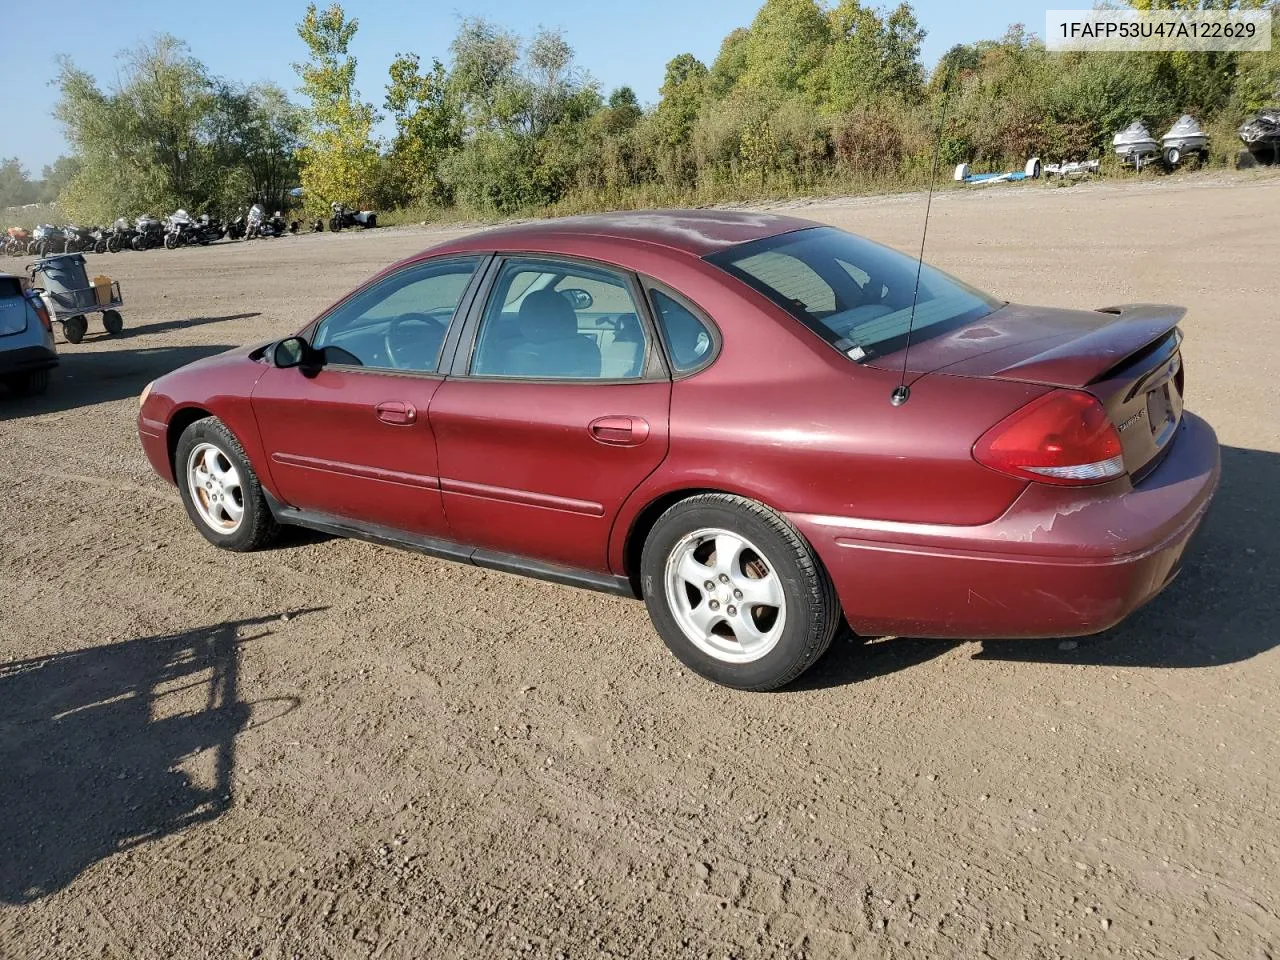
383,310,451,370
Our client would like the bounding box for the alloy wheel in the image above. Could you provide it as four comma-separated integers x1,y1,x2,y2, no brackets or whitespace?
186,442,245,534
664,527,787,663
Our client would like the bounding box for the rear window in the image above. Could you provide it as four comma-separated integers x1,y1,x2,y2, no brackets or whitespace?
706,226,1002,362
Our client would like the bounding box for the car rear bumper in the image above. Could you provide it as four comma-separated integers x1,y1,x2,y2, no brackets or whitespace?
0,344,58,376
789,411,1220,639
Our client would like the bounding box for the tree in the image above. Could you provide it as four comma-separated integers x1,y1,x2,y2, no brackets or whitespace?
735,0,831,96
600,86,642,134
51,36,301,221
385,52,462,203
37,157,83,204
816,0,925,111
708,28,751,97
217,84,304,210
294,2,380,212
55,36,244,220
0,159,38,208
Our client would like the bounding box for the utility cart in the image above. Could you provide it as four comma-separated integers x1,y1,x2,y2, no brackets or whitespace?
28,252,125,344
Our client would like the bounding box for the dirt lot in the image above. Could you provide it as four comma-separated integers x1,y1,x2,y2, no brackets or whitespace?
2,173,1278,959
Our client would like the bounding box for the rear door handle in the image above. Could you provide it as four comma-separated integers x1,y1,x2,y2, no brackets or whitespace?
375,400,416,425
589,416,650,446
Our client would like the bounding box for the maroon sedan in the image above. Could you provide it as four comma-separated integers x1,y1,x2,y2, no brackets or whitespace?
138,211,1219,690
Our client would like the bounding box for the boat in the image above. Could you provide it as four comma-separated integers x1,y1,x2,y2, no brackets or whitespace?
1160,115,1208,166
952,158,1042,186
1239,108,1280,163
1112,120,1159,166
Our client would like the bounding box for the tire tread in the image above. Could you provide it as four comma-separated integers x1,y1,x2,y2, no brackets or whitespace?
643,493,840,691
176,416,279,552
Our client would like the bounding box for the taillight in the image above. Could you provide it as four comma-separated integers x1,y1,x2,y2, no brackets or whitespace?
26,293,51,332
973,389,1124,486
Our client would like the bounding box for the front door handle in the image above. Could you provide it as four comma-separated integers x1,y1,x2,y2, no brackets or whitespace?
589,415,650,446
375,400,417,426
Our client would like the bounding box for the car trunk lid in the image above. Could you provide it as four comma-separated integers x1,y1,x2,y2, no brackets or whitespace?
0,276,31,337
872,302,1186,478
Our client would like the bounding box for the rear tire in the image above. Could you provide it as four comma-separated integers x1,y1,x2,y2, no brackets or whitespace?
62,315,88,344
102,309,124,335
5,369,49,397
640,494,841,690
175,417,280,552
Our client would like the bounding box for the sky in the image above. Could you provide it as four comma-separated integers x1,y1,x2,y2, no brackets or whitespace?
1,0,1039,173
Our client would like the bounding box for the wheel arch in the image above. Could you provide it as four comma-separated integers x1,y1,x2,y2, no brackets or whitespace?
166,405,215,479
618,484,800,596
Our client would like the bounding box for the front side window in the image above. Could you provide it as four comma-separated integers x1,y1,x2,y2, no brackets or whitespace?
706,227,1001,362
471,258,649,380
312,257,480,373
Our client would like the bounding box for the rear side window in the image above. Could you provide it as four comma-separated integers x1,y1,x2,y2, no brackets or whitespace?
649,289,715,374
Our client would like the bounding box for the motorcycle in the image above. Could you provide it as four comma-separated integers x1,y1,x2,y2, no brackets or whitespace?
133,215,164,251
90,226,111,254
164,209,198,249
246,204,283,239
106,217,136,253
31,224,65,257
194,213,225,244
225,213,246,241
60,224,96,253
328,202,378,231
4,227,29,257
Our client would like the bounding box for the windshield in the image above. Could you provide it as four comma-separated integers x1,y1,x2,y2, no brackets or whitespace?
705,226,1002,362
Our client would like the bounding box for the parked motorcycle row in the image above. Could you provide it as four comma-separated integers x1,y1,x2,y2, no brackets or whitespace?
3,202,378,258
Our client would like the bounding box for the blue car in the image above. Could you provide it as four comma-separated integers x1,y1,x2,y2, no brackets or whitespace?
0,273,58,396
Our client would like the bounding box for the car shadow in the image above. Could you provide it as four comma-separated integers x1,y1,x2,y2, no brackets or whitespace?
0,610,320,904
114,312,261,340
796,444,1279,689
0,343,234,420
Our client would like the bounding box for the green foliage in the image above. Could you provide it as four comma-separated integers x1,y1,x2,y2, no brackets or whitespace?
294,2,381,213
385,52,462,204
24,0,1280,230
51,36,298,223
0,159,39,208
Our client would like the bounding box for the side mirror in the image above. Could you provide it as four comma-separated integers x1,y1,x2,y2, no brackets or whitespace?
273,336,313,369
560,288,593,311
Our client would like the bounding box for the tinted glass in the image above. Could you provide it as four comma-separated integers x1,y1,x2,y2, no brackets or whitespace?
650,289,714,373
472,258,648,380
312,258,480,372
706,226,1001,362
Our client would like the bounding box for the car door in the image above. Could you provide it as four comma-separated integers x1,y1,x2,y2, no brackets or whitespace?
251,256,484,537
430,255,672,573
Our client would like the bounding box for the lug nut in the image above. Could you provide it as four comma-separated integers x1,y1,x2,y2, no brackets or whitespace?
733,589,743,600
727,605,737,616
719,574,730,584
709,600,720,611
704,580,715,591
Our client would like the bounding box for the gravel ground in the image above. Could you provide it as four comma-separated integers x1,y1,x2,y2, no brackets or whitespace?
1,171,1278,959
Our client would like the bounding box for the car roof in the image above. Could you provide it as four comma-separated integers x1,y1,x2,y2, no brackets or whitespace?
428,209,820,259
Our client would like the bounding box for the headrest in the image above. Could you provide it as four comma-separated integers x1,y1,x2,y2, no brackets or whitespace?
518,289,578,343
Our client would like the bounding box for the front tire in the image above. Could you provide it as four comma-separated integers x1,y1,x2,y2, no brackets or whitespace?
102,309,124,335
640,494,840,690
175,417,279,552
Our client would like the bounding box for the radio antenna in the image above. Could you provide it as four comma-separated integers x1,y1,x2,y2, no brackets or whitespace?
891,67,954,407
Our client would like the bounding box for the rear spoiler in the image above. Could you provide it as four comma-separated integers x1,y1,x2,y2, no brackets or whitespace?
997,304,1185,387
